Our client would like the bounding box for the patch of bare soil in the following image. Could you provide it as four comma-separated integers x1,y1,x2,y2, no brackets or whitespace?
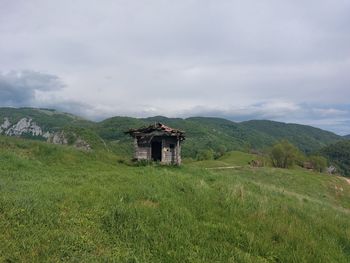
205,166,241,170
139,200,159,208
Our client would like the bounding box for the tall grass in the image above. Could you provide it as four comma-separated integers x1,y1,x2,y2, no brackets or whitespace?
0,136,349,262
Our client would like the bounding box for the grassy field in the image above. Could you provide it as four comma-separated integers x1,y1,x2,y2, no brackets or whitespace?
1,136,350,262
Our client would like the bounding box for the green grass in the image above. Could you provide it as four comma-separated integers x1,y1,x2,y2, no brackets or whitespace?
187,151,258,168
1,136,350,262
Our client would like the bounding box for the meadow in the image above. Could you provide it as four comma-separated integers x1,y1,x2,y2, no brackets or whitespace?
1,136,350,262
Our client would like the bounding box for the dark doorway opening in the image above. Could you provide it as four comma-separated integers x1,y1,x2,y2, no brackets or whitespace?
169,144,175,163
151,141,162,162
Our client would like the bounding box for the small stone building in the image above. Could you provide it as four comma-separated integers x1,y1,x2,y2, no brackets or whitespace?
126,123,185,165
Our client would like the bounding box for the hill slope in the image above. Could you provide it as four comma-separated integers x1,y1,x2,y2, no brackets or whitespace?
0,107,105,150
1,135,350,262
241,120,343,153
321,140,350,176
0,107,92,131
95,116,275,157
97,116,343,157
0,107,344,157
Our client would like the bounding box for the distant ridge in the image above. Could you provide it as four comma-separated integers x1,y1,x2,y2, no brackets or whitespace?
0,107,344,157
241,120,342,154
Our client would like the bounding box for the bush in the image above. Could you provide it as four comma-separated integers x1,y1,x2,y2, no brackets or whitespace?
269,140,300,168
308,155,328,173
196,149,214,161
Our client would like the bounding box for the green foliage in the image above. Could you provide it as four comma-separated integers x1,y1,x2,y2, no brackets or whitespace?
95,115,343,159
242,120,343,154
196,148,214,161
215,144,227,158
94,116,276,158
269,140,301,168
321,140,350,176
308,155,328,173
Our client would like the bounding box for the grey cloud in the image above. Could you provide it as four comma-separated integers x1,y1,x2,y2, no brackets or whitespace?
0,1,349,134
0,70,65,106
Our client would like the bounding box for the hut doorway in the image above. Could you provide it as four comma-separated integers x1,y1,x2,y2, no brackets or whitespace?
151,141,162,161
169,143,175,163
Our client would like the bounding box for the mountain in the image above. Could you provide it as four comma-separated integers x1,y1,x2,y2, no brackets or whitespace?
321,140,350,176
241,120,343,154
0,107,344,157
0,107,92,131
344,134,350,139
0,107,94,139
95,116,275,157
0,107,102,150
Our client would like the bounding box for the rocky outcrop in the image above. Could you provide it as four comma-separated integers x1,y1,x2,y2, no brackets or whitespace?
1,117,91,151
0,117,11,132
47,131,91,151
47,131,68,145
0,117,48,137
42,131,51,139
74,138,92,151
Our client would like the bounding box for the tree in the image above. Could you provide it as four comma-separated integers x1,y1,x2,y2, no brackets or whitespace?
196,148,214,161
269,140,300,168
308,155,328,173
214,145,227,159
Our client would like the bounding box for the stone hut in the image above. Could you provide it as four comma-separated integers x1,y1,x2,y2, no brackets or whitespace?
126,123,185,165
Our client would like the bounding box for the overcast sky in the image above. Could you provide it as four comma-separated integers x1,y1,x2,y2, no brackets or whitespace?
0,0,349,134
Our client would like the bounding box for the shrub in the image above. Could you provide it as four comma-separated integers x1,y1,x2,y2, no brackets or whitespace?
269,140,300,168
196,149,214,161
308,155,328,173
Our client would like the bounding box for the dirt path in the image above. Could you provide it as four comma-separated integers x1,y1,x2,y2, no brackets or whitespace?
343,178,350,185
205,166,242,170
336,176,350,185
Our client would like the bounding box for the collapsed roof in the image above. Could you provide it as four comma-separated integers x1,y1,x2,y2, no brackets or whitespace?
126,122,185,140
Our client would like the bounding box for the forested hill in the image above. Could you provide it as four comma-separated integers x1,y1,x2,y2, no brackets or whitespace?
0,107,344,157
344,134,350,139
241,120,342,154
321,140,350,176
95,116,276,157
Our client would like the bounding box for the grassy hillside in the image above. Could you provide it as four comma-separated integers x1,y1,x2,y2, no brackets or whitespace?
187,150,259,168
1,136,350,262
241,120,343,154
321,140,350,177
